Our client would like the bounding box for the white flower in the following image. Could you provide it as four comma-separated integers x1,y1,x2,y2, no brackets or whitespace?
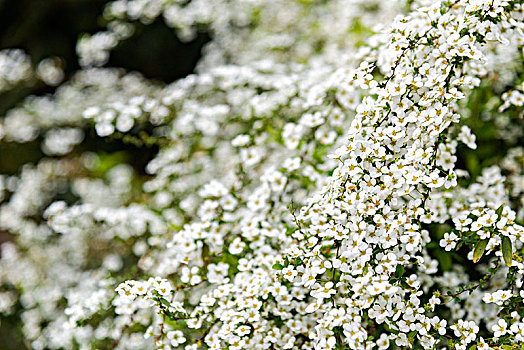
440,232,458,251
492,319,508,338
167,330,186,347
228,237,245,255
281,267,297,282
232,134,250,147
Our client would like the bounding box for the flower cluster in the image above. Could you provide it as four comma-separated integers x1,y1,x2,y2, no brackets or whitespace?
278,1,524,349
0,49,64,95
82,0,402,69
0,0,523,349
0,49,33,92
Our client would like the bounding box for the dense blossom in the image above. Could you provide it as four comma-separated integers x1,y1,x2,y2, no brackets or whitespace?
0,0,523,349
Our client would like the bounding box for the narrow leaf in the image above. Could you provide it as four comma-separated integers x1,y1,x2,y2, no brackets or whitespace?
501,236,512,267
473,239,488,263
395,264,406,278
495,203,504,220
159,297,171,308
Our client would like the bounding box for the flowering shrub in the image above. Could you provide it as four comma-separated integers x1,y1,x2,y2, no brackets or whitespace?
0,0,523,349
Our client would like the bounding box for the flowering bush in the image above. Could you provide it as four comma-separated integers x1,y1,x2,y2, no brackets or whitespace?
0,0,523,349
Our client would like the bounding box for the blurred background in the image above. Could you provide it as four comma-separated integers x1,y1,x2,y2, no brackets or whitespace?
0,0,209,173
0,1,208,347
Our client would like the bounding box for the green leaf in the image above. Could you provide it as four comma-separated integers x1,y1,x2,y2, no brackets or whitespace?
469,345,476,350
272,263,284,270
495,203,504,220
408,330,417,340
395,264,405,278
501,236,512,267
159,297,171,308
473,239,488,263
501,345,512,350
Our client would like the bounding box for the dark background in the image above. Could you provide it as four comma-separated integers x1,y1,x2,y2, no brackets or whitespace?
0,0,210,175
0,0,209,113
